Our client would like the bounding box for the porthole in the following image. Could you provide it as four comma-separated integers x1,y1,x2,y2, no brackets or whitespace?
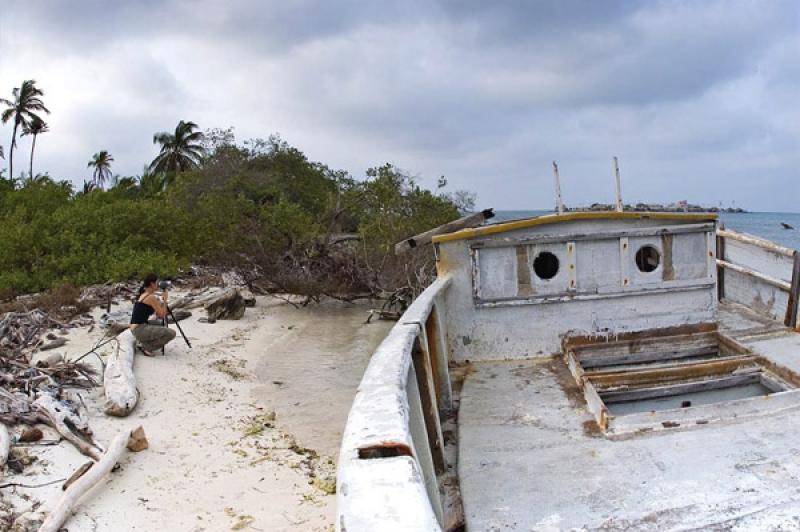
635,245,660,273
533,251,559,280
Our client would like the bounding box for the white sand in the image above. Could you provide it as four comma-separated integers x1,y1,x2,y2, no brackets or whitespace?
5,296,391,531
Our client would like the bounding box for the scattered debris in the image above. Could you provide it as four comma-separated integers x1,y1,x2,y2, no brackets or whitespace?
211,358,248,381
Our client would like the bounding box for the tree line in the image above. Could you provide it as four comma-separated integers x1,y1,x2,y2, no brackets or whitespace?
0,80,475,299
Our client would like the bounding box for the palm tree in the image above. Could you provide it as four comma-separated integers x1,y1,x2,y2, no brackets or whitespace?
0,80,50,180
149,120,205,184
87,150,114,188
21,116,48,178
79,180,98,196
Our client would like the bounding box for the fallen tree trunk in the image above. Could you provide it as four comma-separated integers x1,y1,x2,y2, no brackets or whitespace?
394,208,494,255
103,330,139,417
205,289,246,321
169,288,228,310
38,426,148,532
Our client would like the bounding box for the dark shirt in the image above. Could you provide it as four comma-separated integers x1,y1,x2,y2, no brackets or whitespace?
130,300,155,324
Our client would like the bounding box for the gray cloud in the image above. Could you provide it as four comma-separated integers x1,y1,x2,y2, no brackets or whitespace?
1,0,800,211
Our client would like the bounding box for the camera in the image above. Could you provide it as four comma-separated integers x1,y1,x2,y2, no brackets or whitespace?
158,280,172,290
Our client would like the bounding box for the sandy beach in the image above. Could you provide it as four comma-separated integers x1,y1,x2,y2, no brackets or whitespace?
3,295,391,531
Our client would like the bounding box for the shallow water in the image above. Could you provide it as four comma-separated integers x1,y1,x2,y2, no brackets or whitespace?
250,300,392,458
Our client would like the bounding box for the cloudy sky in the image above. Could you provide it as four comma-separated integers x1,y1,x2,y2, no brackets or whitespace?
1,1,799,211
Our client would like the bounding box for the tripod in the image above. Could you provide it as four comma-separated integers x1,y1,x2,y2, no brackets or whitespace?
163,303,192,349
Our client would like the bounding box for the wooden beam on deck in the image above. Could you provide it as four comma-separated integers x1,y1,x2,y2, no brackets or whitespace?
394,209,494,255
785,251,800,328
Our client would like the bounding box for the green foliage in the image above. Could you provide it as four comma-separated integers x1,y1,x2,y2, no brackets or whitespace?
0,131,473,296
0,180,192,293
343,163,460,261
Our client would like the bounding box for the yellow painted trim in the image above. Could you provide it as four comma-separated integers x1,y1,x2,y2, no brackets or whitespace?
432,211,718,244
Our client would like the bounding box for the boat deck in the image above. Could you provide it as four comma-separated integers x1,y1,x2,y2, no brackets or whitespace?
458,303,800,530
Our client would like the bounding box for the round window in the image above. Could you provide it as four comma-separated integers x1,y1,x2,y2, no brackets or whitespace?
635,245,660,273
533,251,559,280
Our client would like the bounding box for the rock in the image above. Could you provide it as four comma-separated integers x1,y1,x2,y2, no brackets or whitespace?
18,427,43,443
126,426,149,452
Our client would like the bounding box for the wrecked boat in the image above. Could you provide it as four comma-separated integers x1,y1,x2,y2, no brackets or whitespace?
337,210,800,531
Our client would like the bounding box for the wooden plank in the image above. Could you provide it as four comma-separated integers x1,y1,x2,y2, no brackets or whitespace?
411,338,446,475
599,373,760,403
784,251,800,328
717,228,796,258
395,209,494,254
567,329,719,360
583,380,608,431
585,354,752,377
565,351,584,384
716,259,792,291
587,356,757,387
470,223,715,249
716,332,754,356
579,346,719,369
425,306,452,411
515,245,532,296
564,323,718,350
470,248,481,301
566,241,577,291
759,372,791,393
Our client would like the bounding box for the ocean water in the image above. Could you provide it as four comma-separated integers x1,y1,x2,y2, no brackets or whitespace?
493,210,800,251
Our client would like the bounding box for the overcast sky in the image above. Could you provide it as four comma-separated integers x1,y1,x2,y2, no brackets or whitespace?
1,1,799,211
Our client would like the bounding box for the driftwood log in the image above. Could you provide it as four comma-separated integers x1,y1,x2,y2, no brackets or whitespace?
103,330,139,417
204,288,246,321
169,288,227,310
33,394,101,461
0,423,9,477
38,426,148,532
394,208,495,255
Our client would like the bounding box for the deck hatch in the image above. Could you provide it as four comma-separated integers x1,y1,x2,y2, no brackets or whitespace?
563,325,800,437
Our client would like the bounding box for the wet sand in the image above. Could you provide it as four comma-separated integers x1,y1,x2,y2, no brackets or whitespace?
5,296,391,531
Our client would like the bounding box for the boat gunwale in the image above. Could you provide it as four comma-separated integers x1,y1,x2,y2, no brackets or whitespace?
432,211,718,244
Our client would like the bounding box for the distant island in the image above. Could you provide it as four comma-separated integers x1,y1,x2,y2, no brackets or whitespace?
563,202,747,214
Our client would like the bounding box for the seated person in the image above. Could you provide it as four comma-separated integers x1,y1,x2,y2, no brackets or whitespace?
130,273,176,355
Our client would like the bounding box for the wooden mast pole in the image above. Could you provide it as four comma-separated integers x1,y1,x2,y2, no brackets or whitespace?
613,156,623,212
552,161,564,215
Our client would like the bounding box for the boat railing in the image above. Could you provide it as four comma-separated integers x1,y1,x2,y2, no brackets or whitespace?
716,227,800,327
337,275,453,532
